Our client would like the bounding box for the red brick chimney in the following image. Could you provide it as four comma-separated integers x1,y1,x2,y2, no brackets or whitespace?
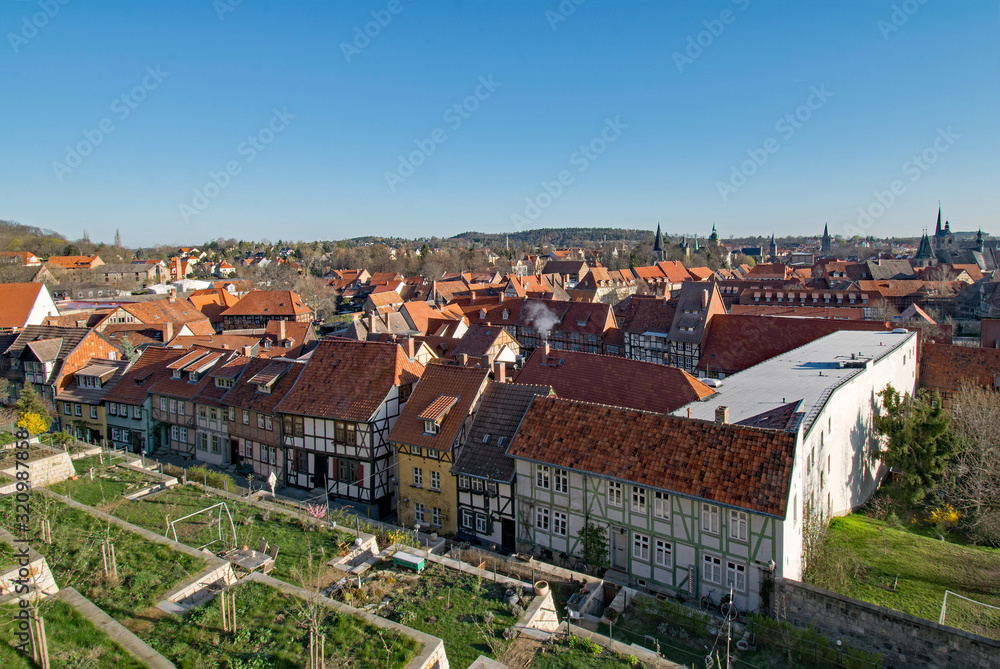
163,322,174,342
481,354,491,368
405,336,416,360
493,361,506,383
498,291,504,304
242,345,253,356
715,406,730,425
168,288,176,304
278,320,286,342
543,342,550,357
458,353,469,366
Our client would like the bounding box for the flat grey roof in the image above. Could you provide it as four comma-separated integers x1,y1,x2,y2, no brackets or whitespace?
675,329,916,434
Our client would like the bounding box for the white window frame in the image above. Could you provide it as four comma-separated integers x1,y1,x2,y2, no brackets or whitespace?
414,503,425,523
702,503,720,535
458,475,470,490
265,416,272,430
198,433,208,451
430,470,440,492
654,539,672,568
535,465,550,490
654,491,670,520
242,409,250,425
431,507,441,528
472,478,483,493
632,486,646,514
90,405,98,419
702,554,722,584
475,513,487,533
412,467,423,488
554,469,568,494
726,562,747,592
553,511,567,536
632,532,650,561
462,509,473,529
535,507,550,532
730,510,749,542
159,397,167,412
257,413,265,429
608,481,623,508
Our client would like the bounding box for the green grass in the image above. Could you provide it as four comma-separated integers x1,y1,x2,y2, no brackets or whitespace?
140,580,418,669
0,599,147,669
48,458,161,507
377,562,525,669
531,635,647,668
0,495,206,626
111,485,355,584
807,514,1000,639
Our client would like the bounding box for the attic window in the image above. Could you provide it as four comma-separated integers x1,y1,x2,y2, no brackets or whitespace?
172,369,182,379
482,434,491,444
215,377,233,388
498,436,508,447
423,420,440,435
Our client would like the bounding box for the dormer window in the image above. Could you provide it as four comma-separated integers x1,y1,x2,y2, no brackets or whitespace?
172,369,182,379
257,384,271,394
423,420,439,435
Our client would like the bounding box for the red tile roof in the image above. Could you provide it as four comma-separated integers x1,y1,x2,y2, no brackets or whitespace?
103,347,190,405
275,338,424,421
221,290,312,318
507,396,796,517
0,283,46,329
697,314,890,375
389,362,490,451
514,348,714,413
221,357,304,414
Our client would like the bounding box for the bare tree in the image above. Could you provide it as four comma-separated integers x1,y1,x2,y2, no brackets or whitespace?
944,383,1000,546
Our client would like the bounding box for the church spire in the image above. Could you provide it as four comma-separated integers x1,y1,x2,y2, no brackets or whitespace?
935,204,942,237
653,223,663,262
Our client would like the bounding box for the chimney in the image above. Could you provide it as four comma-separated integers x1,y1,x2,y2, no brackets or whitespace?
278,319,286,342
494,361,506,383
405,336,415,360
701,289,709,310
543,342,550,357
715,405,730,425
498,291,504,303
481,353,491,368
470,290,476,305
459,353,469,366
164,322,174,342
242,345,253,356
368,314,376,332
168,288,176,304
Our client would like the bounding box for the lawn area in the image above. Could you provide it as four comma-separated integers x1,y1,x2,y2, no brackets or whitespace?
141,580,419,669
357,562,527,669
111,484,356,586
0,494,206,626
806,514,1000,639
48,456,163,507
528,634,648,668
0,443,55,470
0,599,148,669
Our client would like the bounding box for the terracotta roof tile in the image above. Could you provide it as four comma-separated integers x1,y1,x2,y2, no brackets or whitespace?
0,283,46,329
508,396,796,517
222,357,304,414
103,347,191,405
418,395,460,421
221,290,312,318
275,338,424,421
513,348,713,413
389,362,489,451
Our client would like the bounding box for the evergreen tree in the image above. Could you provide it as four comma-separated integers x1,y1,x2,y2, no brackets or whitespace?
14,384,52,434
874,385,956,505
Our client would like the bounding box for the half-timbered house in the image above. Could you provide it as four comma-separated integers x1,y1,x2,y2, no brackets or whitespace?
274,339,424,520
451,381,552,552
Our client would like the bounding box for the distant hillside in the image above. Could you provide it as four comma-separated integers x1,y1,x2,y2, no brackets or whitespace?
0,219,68,257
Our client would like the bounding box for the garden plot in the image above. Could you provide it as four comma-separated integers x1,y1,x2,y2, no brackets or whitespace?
329,558,530,669
111,484,357,586
48,456,167,507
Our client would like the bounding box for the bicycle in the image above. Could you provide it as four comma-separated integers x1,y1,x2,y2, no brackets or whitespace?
699,588,738,621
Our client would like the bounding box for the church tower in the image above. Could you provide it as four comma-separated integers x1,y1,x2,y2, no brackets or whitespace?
768,234,777,261
653,223,664,263
821,222,832,256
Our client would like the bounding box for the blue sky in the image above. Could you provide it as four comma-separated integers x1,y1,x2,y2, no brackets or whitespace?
2,0,997,247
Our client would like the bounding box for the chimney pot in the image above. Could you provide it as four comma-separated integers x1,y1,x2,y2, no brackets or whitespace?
715,405,730,425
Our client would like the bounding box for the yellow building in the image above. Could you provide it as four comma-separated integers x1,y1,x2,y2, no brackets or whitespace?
390,362,490,535
55,360,129,442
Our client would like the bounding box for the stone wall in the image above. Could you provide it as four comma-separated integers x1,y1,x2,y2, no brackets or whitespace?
774,578,1000,669
0,451,76,494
